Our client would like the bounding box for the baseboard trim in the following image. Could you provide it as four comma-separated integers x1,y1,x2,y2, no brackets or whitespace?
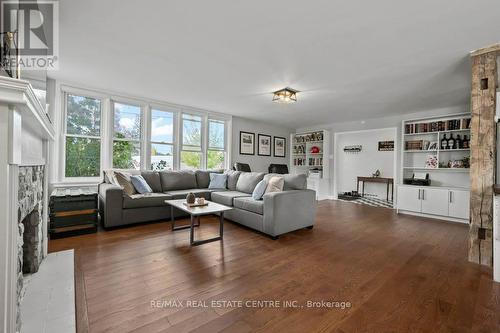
397,210,468,224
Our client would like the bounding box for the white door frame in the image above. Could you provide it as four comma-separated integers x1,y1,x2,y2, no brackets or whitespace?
333,127,398,206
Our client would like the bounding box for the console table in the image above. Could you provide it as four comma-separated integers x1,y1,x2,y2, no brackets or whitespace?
356,176,394,201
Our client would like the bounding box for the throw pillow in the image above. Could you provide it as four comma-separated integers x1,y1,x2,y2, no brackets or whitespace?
104,170,119,186
208,173,228,189
130,175,153,194
265,176,284,194
115,172,137,196
252,179,268,200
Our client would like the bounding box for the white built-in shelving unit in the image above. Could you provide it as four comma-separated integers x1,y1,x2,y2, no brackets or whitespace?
397,113,471,223
290,130,330,200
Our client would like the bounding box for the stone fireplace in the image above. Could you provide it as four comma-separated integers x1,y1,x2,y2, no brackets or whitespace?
18,165,45,274
16,165,45,331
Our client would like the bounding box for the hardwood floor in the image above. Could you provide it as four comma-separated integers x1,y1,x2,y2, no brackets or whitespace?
48,200,500,333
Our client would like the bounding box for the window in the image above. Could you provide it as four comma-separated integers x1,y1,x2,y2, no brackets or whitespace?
65,94,102,177
59,86,232,183
207,119,226,169
113,102,141,169
180,113,202,170
151,109,174,170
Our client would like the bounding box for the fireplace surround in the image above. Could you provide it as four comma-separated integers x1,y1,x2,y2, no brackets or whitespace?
0,76,54,333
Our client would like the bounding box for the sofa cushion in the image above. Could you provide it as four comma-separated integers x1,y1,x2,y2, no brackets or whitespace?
224,170,241,191
141,171,162,192
233,197,264,215
123,193,172,209
264,173,307,190
211,191,250,206
115,172,137,196
236,172,265,194
160,170,197,191
195,170,210,188
209,173,227,189
164,189,211,200
130,175,153,194
195,169,223,188
252,179,268,200
104,169,141,185
265,176,284,194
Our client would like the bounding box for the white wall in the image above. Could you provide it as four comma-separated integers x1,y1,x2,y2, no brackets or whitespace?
297,105,469,198
336,128,395,199
232,116,293,172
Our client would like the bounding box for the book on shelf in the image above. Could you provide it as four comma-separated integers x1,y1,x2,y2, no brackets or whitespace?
404,117,471,134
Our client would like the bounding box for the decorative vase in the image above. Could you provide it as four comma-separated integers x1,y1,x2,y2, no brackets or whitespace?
186,192,196,204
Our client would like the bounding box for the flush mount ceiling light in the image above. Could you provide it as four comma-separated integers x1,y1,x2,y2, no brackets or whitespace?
272,87,298,103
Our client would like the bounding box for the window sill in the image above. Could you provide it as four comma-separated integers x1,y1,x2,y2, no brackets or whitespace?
51,180,101,188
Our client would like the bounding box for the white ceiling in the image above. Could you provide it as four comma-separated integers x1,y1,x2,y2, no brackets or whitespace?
52,0,500,128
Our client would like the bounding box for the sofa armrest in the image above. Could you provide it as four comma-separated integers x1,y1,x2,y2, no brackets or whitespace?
262,189,316,236
98,183,124,227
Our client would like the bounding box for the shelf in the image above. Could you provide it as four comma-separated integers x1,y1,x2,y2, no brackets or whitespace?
404,128,470,136
404,132,439,136
404,148,470,153
293,140,323,144
293,153,323,155
439,129,471,133
403,167,470,172
438,148,470,152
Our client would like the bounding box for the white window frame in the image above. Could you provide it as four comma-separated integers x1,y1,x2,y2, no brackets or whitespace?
61,89,106,182
148,105,178,171
111,99,144,170
206,117,228,170
180,111,204,170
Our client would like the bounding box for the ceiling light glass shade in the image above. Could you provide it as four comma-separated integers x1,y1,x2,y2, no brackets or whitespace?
273,87,298,103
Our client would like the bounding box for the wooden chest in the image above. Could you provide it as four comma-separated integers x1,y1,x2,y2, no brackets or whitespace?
49,187,98,238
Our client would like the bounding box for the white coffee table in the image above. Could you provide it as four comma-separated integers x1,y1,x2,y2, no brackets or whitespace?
165,199,233,246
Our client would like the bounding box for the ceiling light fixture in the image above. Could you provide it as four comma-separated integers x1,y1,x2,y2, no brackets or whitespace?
272,87,298,103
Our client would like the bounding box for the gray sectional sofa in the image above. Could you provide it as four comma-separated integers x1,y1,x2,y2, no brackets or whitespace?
98,169,316,238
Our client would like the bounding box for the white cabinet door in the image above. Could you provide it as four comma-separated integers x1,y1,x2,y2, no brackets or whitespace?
421,188,449,216
397,186,422,212
448,190,470,220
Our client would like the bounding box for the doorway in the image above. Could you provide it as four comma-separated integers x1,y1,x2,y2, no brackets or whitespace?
334,128,397,208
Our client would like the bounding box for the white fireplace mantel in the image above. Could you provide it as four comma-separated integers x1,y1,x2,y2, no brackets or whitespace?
0,76,55,141
0,75,54,333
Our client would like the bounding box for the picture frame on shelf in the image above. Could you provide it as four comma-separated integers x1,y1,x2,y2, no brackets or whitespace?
273,136,286,157
239,131,255,155
257,134,271,156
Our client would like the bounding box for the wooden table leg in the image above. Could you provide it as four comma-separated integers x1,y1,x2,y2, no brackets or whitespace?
387,182,389,201
391,182,394,201
362,181,365,197
356,179,359,194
